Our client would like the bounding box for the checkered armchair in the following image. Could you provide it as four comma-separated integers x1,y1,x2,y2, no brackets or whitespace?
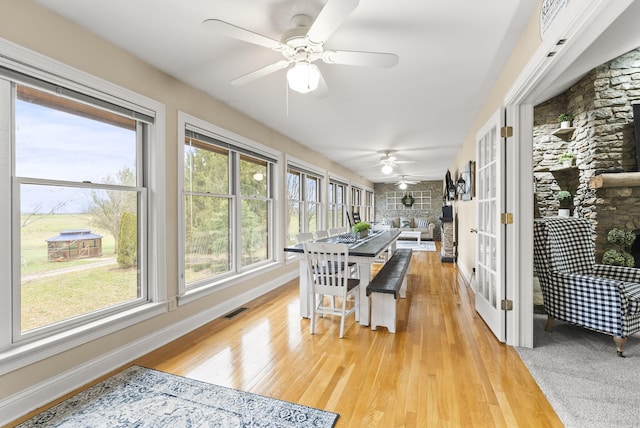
533,217,640,357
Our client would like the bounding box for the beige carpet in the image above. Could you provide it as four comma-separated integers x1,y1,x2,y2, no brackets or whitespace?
516,315,640,428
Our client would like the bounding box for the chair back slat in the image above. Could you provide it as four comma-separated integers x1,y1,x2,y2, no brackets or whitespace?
315,230,329,240
296,232,314,244
303,242,350,297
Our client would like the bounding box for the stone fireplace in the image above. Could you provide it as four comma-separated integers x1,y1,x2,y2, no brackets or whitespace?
533,47,640,263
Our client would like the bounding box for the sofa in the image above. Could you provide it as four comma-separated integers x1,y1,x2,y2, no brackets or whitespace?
376,217,435,241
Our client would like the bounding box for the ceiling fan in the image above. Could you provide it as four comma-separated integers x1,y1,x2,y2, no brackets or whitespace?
376,151,415,175
395,175,419,190
203,0,398,95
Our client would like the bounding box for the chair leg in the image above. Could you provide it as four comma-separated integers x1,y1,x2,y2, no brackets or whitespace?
354,291,360,322
614,336,628,358
310,292,316,335
544,315,554,332
339,297,347,339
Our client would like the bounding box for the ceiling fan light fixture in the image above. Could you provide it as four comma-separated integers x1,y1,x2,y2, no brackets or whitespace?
381,164,393,175
287,62,320,93
399,181,407,190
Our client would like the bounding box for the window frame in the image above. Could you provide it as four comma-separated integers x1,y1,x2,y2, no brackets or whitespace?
0,40,166,375
285,158,325,248
328,177,348,229
363,189,375,222
178,112,281,304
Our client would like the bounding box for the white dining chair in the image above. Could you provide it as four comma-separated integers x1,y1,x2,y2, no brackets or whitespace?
315,230,329,240
302,242,360,338
328,228,340,236
296,232,314,244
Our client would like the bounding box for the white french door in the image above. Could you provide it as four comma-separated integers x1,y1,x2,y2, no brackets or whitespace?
475,108,506,342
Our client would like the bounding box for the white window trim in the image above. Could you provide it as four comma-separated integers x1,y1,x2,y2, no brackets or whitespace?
0,38,166,375
177,111,282,302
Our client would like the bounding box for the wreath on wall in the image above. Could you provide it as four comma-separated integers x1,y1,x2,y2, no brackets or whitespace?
401,194,415,207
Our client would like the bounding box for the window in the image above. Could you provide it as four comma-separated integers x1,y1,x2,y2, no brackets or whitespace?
182,120,277,291
364,190,374,222
351,186,363,222
328,180,347,229
286,165,322,246
14,84,146,337
0,59,164,360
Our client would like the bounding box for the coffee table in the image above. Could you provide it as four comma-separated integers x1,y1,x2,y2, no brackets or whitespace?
399,230,421,243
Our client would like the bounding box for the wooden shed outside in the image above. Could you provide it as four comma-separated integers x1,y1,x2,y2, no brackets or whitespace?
46,229,103,262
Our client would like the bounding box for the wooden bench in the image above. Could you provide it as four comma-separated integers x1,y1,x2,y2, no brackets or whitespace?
366,248,412,333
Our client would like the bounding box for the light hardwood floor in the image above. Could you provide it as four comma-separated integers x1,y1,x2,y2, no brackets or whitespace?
11,247,562,427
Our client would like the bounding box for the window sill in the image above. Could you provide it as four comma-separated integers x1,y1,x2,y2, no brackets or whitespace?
0,302,166,376
179,261,283,306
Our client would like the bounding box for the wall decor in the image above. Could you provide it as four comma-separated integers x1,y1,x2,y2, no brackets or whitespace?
460,161,475,201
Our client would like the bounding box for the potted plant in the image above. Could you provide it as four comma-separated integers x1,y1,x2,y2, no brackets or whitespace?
558,151,575,167
602,228,636,267
353,222,371,239
557,113,574,129
556,190,572,217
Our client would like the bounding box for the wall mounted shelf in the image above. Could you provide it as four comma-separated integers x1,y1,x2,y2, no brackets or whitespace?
551,126,575,137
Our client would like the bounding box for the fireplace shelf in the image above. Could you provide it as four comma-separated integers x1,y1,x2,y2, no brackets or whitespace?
589,172,640,189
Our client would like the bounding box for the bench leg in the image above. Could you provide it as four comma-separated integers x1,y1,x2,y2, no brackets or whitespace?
399,276,407,299
370,292,396,333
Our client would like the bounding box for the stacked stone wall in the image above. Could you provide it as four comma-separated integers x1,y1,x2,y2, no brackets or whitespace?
374,180,443,240
533,47,640,261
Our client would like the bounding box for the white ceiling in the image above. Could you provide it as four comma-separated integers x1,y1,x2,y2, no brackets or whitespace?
36,0,539,183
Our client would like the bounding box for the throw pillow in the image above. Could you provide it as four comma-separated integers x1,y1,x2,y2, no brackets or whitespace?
400,217,412,228
417,219,429,228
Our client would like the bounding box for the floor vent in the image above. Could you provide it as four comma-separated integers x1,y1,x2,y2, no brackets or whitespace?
224,307,248,319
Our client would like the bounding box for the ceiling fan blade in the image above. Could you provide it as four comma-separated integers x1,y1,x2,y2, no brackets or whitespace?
312,70,330,99
203,19,284,50
323,50,399,68
306,0,359,44
231,60,290,86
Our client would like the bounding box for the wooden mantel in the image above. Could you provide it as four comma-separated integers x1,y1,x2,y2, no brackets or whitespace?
589,172,640,189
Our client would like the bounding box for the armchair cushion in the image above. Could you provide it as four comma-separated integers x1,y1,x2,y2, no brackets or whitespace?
534,217,640,340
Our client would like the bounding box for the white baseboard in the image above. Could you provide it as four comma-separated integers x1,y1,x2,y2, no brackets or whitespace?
457,263,478,294
0,270,297,426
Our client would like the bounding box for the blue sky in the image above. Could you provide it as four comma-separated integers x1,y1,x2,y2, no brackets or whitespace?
16,99,136,214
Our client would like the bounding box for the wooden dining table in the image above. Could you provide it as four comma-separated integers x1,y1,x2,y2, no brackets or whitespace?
284,229,401,327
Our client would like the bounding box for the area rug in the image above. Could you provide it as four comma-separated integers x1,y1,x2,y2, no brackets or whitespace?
396,240,436,252
516,315,640,428
17,365,338,427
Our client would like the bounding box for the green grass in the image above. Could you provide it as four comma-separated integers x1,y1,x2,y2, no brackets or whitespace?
19,213,132,332
21,264,138,332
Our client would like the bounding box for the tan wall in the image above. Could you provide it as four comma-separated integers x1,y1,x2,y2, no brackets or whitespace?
0,0,372,402
448,3,543,280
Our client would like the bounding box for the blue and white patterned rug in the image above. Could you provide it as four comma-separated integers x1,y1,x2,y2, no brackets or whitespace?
18,365,338,427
